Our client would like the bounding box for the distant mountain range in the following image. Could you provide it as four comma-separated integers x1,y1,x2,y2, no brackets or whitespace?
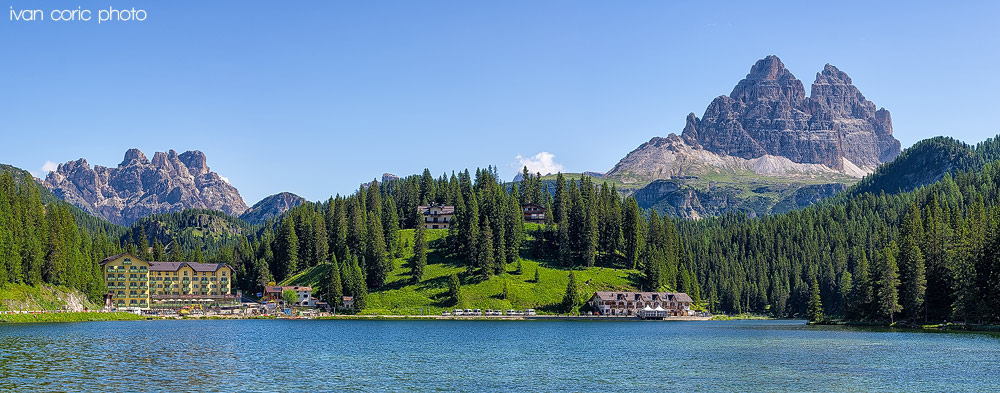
40,149,248,226
38,149,304,226
17,55,929,224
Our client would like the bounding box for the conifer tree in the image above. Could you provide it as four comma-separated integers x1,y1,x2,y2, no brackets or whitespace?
20,175,45,285
807,277,824,323
899,204,926,321
505,191,524,264
312,213,329,267
365,211,390,289
410,223,427,283
383,198,400,257
167,239,184,262
152,239,165,262
477,218,496,276
447,273,462,306
562,272,578,314
622,197,643,269
275,217,299,282
875,244,902,324
322,255,343,307
350,256,368,310
553,173,566,223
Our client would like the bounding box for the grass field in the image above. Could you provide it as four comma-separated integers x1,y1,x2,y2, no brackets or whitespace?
0,312,145,323
282,228,644,315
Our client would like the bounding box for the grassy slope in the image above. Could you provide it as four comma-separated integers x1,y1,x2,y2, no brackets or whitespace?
0,312,145,324
282,228,643,315
0,283,101,312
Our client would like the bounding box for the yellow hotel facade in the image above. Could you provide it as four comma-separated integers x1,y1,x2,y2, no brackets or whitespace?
99,253,236,310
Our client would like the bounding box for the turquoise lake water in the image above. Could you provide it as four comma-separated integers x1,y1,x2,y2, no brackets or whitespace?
1,319,998,392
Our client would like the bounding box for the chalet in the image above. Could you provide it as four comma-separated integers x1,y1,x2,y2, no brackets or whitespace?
588,291,694,317
342,296,355,309
418,203,455,229
263,285,315,307
522,202,546,223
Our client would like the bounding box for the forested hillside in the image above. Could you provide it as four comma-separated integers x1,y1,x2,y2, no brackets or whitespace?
0,172,120,302
683,156,1000,323
848,136,1000,197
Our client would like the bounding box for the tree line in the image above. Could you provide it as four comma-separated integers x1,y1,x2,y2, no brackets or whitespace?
0,172,117,302
680,162,1000,324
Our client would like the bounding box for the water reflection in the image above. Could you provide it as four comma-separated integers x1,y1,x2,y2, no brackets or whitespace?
0,320,998,392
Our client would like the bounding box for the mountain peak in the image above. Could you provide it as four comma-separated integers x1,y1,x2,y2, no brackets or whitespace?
178,150,209,175
240,192,305,225
814,63,852,85
746,55,792,81
122,148,148,166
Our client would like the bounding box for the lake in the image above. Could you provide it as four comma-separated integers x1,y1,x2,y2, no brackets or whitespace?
1,319,998,392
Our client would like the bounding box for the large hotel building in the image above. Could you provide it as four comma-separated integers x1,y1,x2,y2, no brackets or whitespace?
99,253,236,310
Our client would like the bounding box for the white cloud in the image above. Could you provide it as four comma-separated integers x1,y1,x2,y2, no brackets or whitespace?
220,175,231,184
515,152,564,176
31,161,59,178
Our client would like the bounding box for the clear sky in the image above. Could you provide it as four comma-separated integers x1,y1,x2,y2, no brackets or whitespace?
2,1,998,204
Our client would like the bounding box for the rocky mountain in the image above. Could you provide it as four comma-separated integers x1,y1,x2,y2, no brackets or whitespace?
605,55,902,218
239,192,306,225
41,149,248,226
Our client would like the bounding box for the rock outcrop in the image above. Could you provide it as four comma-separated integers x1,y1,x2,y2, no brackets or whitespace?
239,192,306,225
678,56,900,171
605,55,902,218
42,149,248,225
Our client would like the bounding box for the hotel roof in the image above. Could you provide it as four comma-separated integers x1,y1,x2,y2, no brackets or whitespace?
591,291,694,303
99,253,231,273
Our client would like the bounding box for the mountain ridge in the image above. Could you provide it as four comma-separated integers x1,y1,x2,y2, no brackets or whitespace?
41,149,248,226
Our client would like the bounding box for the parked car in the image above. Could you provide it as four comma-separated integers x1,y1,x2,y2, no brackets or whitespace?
441,311,451,316
526,309,536,316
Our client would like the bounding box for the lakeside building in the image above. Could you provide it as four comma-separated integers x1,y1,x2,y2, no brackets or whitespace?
587,291,694,316
263,285,316,307
522,202,546,223
418,203,455,229
99,253,236,310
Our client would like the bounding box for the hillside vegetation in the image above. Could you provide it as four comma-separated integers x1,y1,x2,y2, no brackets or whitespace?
0,283,101,312
281,228,642,314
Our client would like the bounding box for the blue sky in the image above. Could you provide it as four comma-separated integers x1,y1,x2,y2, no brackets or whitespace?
2,1,998,204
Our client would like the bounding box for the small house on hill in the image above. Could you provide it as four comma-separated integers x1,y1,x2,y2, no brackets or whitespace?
522,202,546,223
263,285,315,307
418,203,455,229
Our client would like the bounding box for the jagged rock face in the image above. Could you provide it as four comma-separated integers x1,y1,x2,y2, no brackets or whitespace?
42,149,248,225
605,55,901,219
680,56,900,170
239,192,305,225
